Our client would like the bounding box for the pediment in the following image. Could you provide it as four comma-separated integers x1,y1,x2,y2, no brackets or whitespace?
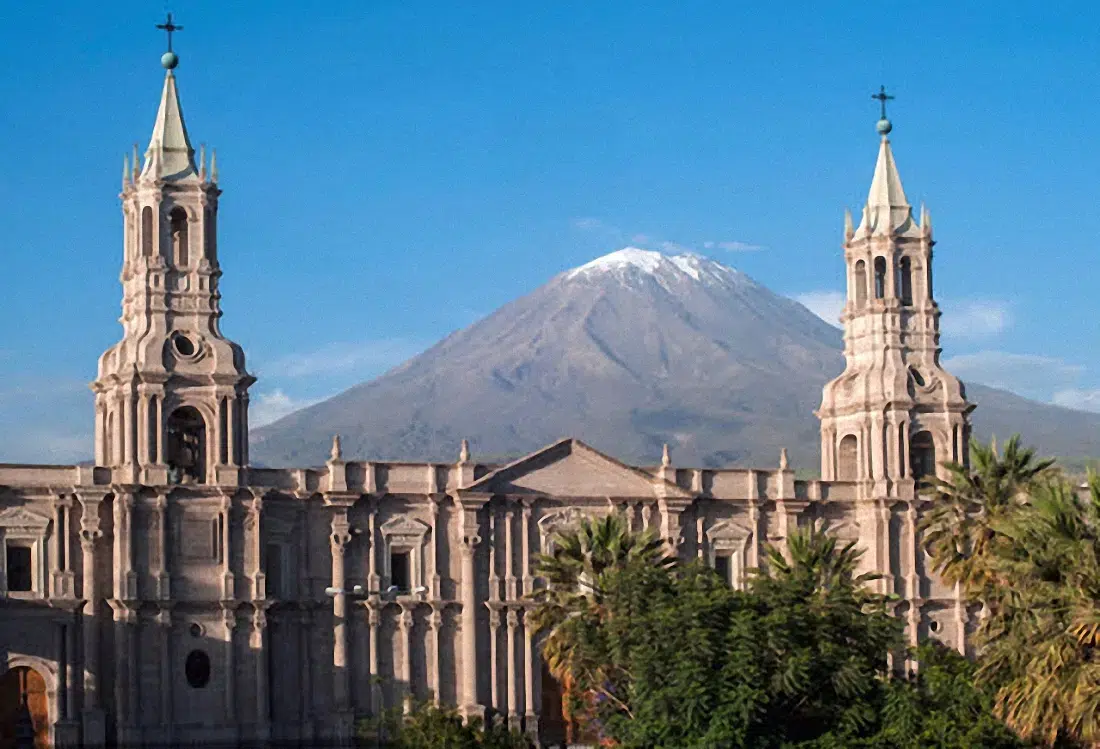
463,438,693,500
380,515,430,539
0,506,51,531
706,519,752,542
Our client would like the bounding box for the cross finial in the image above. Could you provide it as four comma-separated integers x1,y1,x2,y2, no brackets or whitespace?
872,85,894,120
156,12,183,53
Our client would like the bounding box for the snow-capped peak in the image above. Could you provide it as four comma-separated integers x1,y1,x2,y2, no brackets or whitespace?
564,247,748,288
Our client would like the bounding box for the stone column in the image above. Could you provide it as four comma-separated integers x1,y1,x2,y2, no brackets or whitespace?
429,606,443,706
51,495,75,599
506,608,518,725
156,606,173,738
218,494,235,600
658,498,690,557
429,497,441,598
248,495,265,600
505,507,516,601
252,608,270,740
240,393,251,465
367,605,381,715
113,491,136,600
488,607,500,712
223,607,237,723
109,600,138,743
459,531,482,718
367,503,380,593
151,494,170,599
399,605,414,713
521,500,533,596
523,608,538,737
298,608,314,741
78,495,104,710
330,511,353,711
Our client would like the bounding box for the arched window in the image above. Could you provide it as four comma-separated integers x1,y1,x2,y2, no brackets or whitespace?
167,406,206,485
898,257,913,305
873,257,887,299
141,206,154,257
170,208,189,267
853,260,868,308
204,207,217,262
910,431,936,482
837,434,859,480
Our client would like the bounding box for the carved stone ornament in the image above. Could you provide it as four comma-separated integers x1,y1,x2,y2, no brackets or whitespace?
0,507,51,535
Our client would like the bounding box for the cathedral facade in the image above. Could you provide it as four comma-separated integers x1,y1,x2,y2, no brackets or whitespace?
0,50,972,749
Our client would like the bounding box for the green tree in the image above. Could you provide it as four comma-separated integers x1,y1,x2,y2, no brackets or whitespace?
975,474,1100,747
526,512,673,734
357,701,531,749
919,435,1055,594
562,526,904,748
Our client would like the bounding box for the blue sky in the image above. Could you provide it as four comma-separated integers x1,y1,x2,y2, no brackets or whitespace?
2,0,1098,462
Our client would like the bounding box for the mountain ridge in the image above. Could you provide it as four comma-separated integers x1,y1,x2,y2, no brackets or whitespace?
252,249,1100,470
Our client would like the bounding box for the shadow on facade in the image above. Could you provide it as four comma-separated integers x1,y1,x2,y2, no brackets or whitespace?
0,595,427,748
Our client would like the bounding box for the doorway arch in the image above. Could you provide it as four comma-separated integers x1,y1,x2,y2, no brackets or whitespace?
0,665,50,749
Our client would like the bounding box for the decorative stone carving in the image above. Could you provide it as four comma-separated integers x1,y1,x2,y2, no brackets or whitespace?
380,515,431,590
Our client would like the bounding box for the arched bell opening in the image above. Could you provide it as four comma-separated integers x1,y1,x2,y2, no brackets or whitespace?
837,434,859,481
910,430,936,483
166,406,207,485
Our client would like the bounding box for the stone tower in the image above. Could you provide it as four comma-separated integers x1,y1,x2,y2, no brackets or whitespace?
92,51,254,487
818,112,972,491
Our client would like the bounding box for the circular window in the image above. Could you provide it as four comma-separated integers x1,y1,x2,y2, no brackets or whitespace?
173,334,197,357
188,623,203,638
929,620,941,634
185,649,211,688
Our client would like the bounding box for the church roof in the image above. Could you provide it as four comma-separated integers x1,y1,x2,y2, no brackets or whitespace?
140,70,200,183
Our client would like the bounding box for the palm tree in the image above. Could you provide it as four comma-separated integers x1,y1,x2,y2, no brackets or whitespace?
527,513,673,740
975,473,1100,747
919,435,1055,595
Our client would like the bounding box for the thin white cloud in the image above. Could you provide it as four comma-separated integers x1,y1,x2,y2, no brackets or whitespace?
942,299,1012,340
944,351,1085,397
1052,389,1100,413
571,217,606,232
704,240,765,252
0,429,92,464
793,291,846,328
259,339,427,379
249,389,325,428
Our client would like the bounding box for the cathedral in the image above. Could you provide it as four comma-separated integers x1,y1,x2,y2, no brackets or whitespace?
0,37,973,749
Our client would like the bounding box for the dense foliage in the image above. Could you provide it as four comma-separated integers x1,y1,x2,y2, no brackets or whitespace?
357,702,531,749
922,437,1100,747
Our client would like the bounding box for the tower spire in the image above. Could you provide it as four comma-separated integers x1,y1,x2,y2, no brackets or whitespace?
140,14,198,183
856,87,915,237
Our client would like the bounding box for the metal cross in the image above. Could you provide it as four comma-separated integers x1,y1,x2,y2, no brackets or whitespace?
156,12,183,52
871,85,897,120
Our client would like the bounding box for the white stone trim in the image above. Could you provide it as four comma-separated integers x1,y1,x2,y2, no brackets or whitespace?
705,520,752,589
0,507,51,598
380,516,430,590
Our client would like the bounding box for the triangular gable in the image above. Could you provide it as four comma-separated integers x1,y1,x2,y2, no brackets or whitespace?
462,438,692,499
0,506,51,531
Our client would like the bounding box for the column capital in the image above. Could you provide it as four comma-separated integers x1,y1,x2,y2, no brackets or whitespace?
506,608,519,629
398,606,414,631
330,511,353,552
460,534,482,556
252,608,268,631
488,607,501,629
222,607,238,632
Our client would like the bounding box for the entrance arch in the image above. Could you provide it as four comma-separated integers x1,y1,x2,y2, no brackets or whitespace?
0,666,49,749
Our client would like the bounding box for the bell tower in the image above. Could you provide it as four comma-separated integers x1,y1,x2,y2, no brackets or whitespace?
817,93,972,492
92,29,254,487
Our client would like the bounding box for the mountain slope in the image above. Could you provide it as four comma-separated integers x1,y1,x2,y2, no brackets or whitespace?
252,249,1100,469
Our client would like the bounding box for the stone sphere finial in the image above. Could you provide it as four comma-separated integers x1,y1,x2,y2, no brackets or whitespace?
161,51,179,70
876,117,892,136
